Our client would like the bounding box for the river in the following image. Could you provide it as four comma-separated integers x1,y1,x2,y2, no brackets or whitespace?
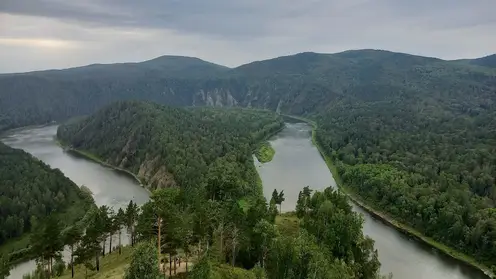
254,122,489,279
2,126,150,279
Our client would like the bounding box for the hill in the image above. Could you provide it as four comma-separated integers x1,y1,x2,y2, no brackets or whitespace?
1,49,495,131
0,142,93,263
469,54,496,68
57,101,284,195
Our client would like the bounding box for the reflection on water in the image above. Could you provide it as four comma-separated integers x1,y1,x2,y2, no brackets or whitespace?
255,122,489,279
2,125,150,279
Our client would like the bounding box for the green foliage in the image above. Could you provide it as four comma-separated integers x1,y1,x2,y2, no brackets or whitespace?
57,101,284,196
189,256,213,279
255,142,275,163
0,142,92,261
29,214,65,278
296,187,381,279
0,254,9,279
265,231,354,279
295,186,312,218
124,241,160,279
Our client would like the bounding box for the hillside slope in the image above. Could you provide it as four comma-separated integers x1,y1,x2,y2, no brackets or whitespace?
57,101,284,194
0,142,93,262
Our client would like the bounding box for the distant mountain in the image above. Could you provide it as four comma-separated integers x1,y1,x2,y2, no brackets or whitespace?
469,54,496,68
2,55,229,79
0,50,495,131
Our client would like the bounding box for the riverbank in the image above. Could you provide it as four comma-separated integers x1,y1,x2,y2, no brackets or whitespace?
56,139,150,194
283,114,494,279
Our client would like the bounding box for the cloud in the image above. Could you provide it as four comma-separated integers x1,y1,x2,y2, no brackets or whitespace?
0,0,495,73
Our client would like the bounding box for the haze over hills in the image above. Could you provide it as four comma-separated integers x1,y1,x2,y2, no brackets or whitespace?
0,49,495,132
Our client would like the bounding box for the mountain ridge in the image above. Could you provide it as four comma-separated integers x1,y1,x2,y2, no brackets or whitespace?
0,49,495,132
2,49,495,76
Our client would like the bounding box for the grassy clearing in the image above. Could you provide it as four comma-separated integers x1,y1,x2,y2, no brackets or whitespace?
254,142,275,163
275,213,300,237
57,246,133,279
283,114,494,278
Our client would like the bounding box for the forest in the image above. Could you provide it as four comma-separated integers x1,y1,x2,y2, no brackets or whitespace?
11,102,388,279
0,142,94,264
16,186,389,279
314,82,496,268
57,101,285,197
1,50,495,132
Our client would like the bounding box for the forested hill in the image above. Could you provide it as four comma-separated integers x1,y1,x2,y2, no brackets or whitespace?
309,53,496,268
1,49,495,131
0,142,93,262
57,101,284,195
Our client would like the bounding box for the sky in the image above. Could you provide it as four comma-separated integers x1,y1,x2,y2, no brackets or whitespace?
0,0,495,73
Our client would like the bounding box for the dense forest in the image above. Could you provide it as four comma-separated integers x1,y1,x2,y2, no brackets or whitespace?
57,101,284,197
314,64,496,268
19,186,388,279
0,142,93,263
15,102,388,279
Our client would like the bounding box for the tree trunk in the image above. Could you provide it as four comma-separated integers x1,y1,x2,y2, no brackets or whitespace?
219,224,224,260
157,217,161,264
118,230,122,255
102,239,106,257
71,245,75,278
174,257,177,275
96,251,100,272
109,233,113,254
169,255,172,277
50,257,53,278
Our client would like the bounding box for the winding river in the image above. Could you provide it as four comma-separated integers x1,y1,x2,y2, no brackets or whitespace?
255,122,489,279
2,126,150,279
2,124,490,279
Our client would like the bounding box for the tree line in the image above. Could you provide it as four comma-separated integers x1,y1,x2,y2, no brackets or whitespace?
14,185,390,279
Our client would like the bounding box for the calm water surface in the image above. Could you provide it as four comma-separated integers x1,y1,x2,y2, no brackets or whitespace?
2,125,150,279
255,122,489,279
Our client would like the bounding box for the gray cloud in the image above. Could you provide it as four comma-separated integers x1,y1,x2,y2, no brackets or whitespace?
0,0,495,73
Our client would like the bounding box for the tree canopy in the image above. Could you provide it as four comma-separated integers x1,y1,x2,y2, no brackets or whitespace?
0,142,93,263
57,101,284,197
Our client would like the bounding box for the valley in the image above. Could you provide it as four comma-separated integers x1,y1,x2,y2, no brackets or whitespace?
0,49,495,279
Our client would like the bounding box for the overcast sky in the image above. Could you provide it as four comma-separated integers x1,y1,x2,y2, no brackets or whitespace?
0,0,495,73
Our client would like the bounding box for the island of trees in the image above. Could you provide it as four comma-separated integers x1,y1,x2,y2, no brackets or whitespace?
255,142,276,163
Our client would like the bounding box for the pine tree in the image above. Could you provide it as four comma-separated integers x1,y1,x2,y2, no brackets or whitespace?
277,190,285,213
116,208,126,255
63,225,83,278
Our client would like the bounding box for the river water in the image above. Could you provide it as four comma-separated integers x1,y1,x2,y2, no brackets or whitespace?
254,122,489,279
2,126,150,279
